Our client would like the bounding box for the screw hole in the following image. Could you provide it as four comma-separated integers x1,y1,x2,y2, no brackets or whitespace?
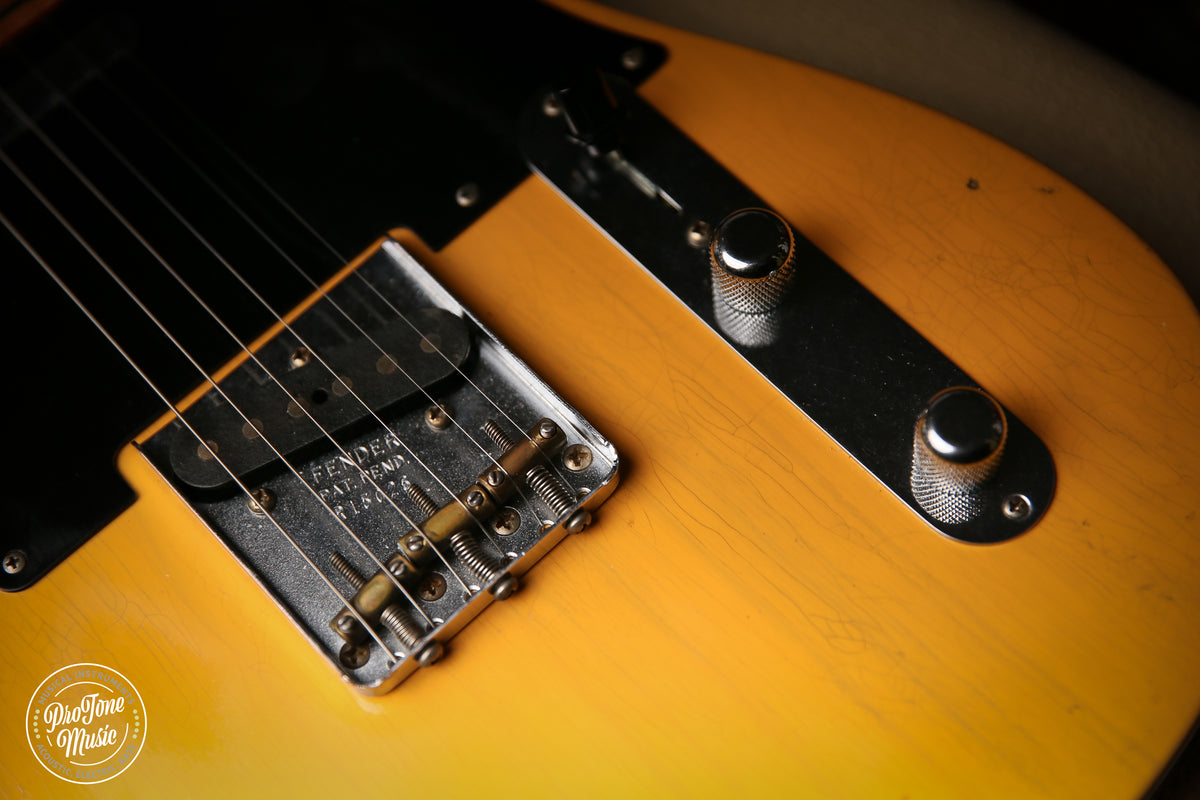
311,388,329,404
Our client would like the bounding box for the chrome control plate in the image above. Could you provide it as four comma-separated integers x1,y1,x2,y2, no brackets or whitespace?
522,77,1053,543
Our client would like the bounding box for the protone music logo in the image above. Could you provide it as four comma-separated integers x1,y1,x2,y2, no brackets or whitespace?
25,663,147,784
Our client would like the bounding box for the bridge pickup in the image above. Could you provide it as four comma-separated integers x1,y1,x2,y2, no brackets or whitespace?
168,308,470,490
140,239,620,693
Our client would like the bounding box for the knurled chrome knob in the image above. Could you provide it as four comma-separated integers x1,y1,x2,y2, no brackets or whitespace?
709,208,796,314
910,387,1007,524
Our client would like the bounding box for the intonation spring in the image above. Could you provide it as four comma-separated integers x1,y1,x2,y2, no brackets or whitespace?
526,465,575,517
482,419,516,450
483,419,576,517
380,604,425,650
450,531,501,584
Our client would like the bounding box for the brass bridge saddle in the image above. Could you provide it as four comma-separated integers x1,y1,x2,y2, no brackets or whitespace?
139,240,620,693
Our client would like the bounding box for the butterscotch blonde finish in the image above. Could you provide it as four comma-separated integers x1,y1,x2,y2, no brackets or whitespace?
2,2,1198,797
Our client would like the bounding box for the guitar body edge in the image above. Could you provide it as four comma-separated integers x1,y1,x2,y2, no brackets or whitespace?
2,2,1198,797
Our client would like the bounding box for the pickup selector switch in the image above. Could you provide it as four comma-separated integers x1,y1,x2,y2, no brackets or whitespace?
911,387,1008,524
709,208,797,313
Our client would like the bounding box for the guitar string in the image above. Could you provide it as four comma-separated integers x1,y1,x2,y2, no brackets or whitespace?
9,30,588,622
97,43,582,498
0,161,441,657
6,68,509,589
0,206,401,662
0,126,449,644
0,83,476,601
80,52,580,515
58,44,579,532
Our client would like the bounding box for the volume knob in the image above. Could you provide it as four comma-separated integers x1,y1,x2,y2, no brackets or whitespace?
910,387,1007,524
709,208,796,314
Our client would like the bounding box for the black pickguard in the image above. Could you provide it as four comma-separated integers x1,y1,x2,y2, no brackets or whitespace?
0,0,663,590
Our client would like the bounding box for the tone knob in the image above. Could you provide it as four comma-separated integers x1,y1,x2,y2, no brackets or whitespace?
709,208,796,314
910,387,1008,523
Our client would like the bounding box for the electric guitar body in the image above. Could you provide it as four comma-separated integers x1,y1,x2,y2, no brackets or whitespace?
2,1,1198,797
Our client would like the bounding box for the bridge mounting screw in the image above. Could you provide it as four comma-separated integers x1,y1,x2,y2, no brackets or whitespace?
493,508,521,536
339,642,370,670
419,573,447,602
563,444,593,471
425,403,452,431
3,550,26,575
246,488,276,515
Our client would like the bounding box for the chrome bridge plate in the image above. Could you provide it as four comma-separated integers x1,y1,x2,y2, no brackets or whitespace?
138,240,619,693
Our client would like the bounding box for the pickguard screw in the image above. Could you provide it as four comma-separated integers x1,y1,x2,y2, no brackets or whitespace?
538,419,558,439
419,573,447,602
686,220,712,248
455,183,480,208
542,93,562,117
290,346,312,368
563,444,593,472
425,403,452,431
620,46,645,71
339,642,370,670
493,507,521,536
1001,493,1032,521
3,550,27,575
247,488,276,515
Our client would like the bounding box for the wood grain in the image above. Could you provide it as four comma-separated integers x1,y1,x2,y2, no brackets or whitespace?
2,1,1197,797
